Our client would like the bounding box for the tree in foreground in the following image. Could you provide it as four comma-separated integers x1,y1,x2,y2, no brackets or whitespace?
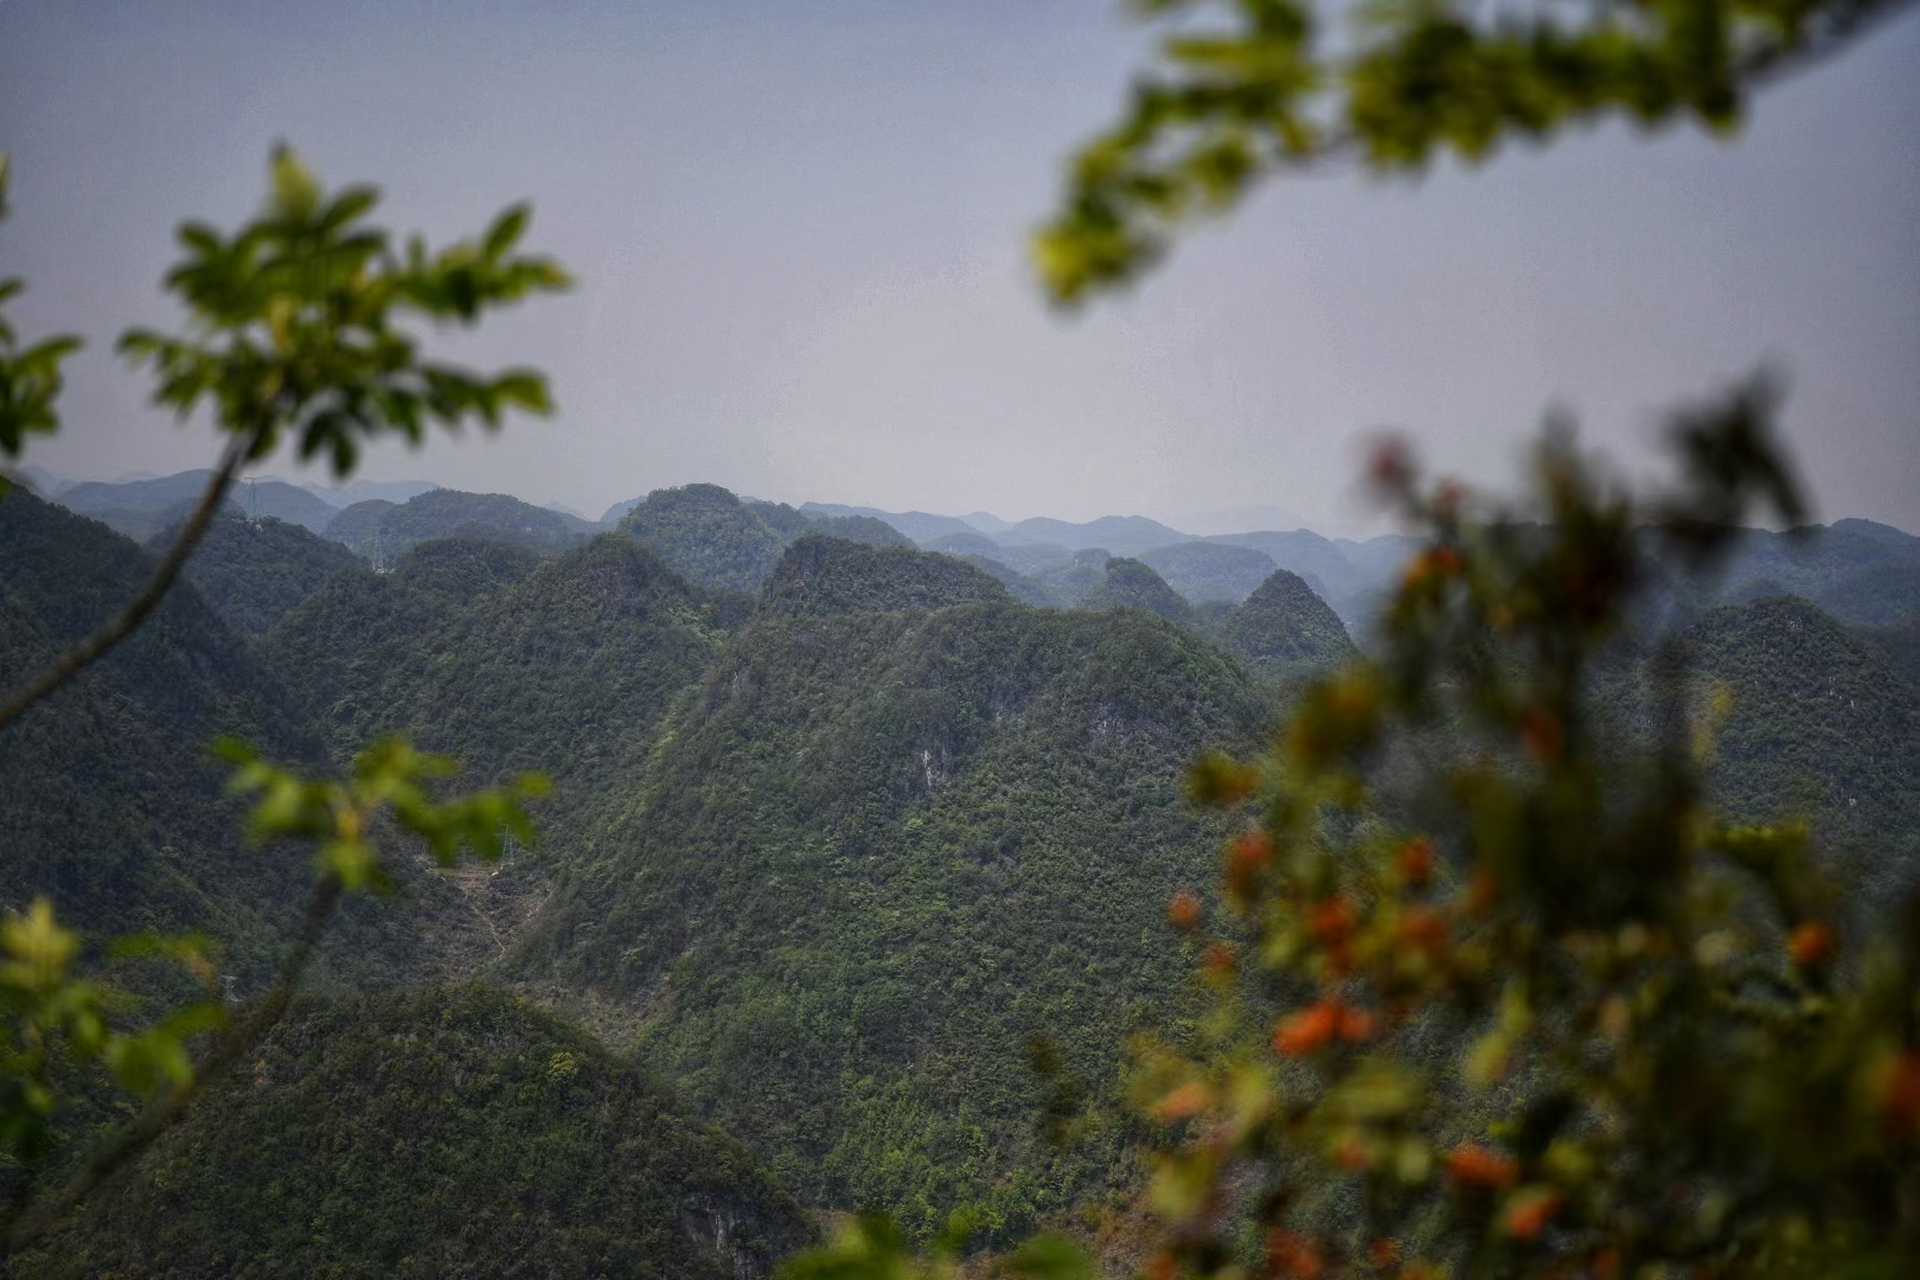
784,0,1919,1273
0,149,562,1253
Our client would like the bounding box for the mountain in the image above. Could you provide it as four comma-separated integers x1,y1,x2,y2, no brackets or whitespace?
961,511,1011,535
1707,520,1920,626
618,486,912,593
995,514,1191,556
8,463,73,497
151,512,361,637
36,984,816,1279
620,484,795,592
1139,541,1278,603
525,580,1265,1240
1029,548,1112,606
0,489,417,989
1689,595,1920,884
923,530,1002,558
798,502,980,546
1208,569,1358,680
57,471,340,539
1174,502,1309,538
325,489,592,560
295,477,441,507
953,555,1063,608
761,536,1011,617
1086,557,1194,623
265,531,728,771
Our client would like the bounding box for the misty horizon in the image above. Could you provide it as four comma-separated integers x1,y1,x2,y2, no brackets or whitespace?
4,0,1916,537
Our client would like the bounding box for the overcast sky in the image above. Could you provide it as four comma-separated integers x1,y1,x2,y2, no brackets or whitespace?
3,0,1916,534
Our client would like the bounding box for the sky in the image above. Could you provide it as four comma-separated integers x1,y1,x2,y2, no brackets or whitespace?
2,0,1916,535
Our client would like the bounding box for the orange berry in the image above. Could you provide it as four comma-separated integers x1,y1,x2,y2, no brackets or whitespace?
1338,1006,1377,1043
1367,1238,1400,1269
1468,870,1499,915
1150,1080,1210,1122
1519,709,1562,763
1265,1230,1324,1280
1789,922,1835,968
1333,1136,1370,1170
1396,909,1449,951
1145,1252,1179,1280
1397,836,1436,885
1310,896,1356,945
1274,1002,1341,1056
1167,891,1201,931
1883,1051,1920,1137
1503,1192,1560,1240
1444,1143,1518,1189
1202,941,1238,976
1231,829,1274,872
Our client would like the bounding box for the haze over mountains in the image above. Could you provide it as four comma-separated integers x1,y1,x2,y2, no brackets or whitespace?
4,461,1918,1271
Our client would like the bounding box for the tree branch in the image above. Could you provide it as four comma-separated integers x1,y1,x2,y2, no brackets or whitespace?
1,873,344,1256
0,427,259,735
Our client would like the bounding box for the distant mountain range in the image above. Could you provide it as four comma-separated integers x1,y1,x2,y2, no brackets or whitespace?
24,468,1920,639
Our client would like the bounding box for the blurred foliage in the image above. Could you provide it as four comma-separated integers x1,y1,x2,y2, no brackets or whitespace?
0,489,335,980
0,154,83,481
1036,0,1916,301
214,735,547,894
119,145,568,473
0,147,567,1251
0,900,222,1170
1112,385,1919,1276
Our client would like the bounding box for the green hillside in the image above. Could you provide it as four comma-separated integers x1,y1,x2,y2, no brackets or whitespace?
326,490,591,560
1691,596,1920,884
618,484,914,593
1138,541,1277,603
154,512,362,637
31,984,815,1279
528,572,1265,1240
57,471,339,538
263,533,733,840
0,490,334,981
762,536,1010,616
1208,569,1358,681
1085,557,1193,623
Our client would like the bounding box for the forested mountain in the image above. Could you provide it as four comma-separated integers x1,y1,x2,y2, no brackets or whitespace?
1707,519,1920,625
153,512,362,637
263,533,733,821
1206,568,1358,680
762,535,1010,616
1690,595,1920,882
8,468,1918,1273
1085,557,1194,622
0,491,335,981
525,543,1269,1239
1138,541,1278,603
619,484,912,593
56,471,339,539
326,489,593,560
32,985,815,1280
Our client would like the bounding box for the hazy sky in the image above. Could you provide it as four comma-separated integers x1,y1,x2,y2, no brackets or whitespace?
3,0,1916,533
